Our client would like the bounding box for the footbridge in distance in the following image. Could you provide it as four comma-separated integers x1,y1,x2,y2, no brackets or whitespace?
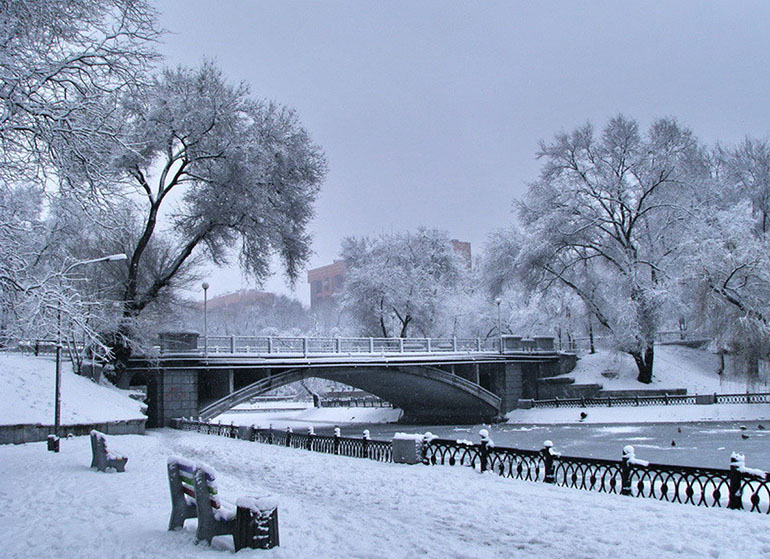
124,334,576,427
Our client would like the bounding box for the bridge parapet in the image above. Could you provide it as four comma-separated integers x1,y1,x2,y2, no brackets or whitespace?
157,334,560,357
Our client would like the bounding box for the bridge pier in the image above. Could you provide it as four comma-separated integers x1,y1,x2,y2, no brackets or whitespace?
157,369,198,427
493,362,524,414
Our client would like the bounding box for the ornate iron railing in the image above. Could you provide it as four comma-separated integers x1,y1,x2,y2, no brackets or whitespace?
423,436,770,513
716,393,770,405
177,418,392,463
175,418,770,514
320,397,393,408
531,392,770,409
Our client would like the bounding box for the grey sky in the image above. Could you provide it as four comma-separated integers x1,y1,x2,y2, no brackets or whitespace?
156,0,770,304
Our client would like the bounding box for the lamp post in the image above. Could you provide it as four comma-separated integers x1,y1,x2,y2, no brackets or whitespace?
495,297,502,353
202,282,209,357
50,253,127,452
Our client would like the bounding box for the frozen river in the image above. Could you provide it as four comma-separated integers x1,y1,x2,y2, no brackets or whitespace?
217,409,770,471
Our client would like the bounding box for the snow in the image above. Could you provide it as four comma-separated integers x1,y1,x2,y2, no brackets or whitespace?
393,432,424,441
0,353,145,425
561,345,768,393
2,350,769,558
216,406,401,428
508,345,770,425
2,430,769,558
507,402,770,425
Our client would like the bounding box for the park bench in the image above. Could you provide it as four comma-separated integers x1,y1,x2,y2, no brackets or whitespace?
89,430,128,472
167,456,199,531
167,456,278,549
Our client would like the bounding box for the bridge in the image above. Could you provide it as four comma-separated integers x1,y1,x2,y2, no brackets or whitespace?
123,334,575,427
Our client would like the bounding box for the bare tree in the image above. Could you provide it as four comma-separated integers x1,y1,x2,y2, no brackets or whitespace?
72,61,327,360
516,116,707,383
0,0,160,184
340,228,465,338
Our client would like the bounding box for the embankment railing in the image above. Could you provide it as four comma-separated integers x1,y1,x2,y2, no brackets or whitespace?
175,418,769,515
532,392,770,408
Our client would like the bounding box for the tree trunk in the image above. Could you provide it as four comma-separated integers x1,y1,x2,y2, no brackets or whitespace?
747,352,760,380
399,316,411,338
631,344,654,384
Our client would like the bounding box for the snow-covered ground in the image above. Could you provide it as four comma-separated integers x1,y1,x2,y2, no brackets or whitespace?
2,429,769,559
0,353,145,425
505,345,770,424
565,345,769,393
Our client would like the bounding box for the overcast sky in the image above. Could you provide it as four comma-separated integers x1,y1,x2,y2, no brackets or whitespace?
156,0,770,304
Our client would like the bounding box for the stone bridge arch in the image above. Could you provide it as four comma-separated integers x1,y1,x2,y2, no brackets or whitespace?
199,365,502,424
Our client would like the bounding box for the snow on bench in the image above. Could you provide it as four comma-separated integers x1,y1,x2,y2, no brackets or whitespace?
89,430,127,473
167,457,240,546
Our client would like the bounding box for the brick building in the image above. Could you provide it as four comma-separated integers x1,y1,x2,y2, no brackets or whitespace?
307,260,345,309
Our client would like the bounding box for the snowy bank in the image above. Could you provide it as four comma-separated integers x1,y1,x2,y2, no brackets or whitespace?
0,353,145,425
1,430,768,559
567,345,770,393
216,405,402,428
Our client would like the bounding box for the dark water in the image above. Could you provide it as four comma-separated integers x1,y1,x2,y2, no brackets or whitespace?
308,420,770,470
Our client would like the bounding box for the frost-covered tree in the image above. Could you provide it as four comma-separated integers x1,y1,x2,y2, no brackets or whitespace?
0,0,159,345
516,116,707,383
340,228,465,338
0,0,160,183
681,139,770,377
68,61,327,359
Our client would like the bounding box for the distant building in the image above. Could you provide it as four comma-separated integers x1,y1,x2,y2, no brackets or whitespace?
307,260,345,309
450,239,472,268
307,239,471,309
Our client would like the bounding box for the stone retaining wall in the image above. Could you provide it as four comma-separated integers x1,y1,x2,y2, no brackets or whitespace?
0,418,146,445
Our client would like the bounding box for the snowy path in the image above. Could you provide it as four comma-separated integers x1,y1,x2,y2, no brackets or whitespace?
2,430,769,558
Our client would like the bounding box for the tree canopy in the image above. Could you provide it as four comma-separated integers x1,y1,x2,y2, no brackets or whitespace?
340,228,465,338
515,116,707,382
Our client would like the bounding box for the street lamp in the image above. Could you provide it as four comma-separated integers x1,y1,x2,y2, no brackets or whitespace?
495,297,502,353
202,282,209,357
50,253,127,452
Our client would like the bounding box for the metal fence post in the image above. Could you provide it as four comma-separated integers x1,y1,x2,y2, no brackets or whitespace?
333,427,340,455
230,335,236,353
268,337,273,354
542,441,555,483
476,337,481,351
421,432,434,465
369,337,374,353
302,337,308,357
728,453,744,510
306,427,315,451
285,427,292,447
267,425,274,445
479,429,490,472
362,430,370,459
621,446,632,496
452,337,457,352
399,338,404,352
427,338,432,352
335,337,341,353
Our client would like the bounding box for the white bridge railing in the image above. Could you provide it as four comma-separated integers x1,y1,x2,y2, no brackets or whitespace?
157,335,560,356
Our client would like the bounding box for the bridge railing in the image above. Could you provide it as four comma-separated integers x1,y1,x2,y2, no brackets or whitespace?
191,336,507,355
